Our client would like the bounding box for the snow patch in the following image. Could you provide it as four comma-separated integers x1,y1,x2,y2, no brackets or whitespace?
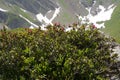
78,4,116,28
20,8,27,12
50,7,60,23
0,8,8,12
36,7,60,29
36,13,53,25
47,10,52,14
19,14,39,28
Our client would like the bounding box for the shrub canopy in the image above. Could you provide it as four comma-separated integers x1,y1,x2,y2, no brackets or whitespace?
0,25,119,80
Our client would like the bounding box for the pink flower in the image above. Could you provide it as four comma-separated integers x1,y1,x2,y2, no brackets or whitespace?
92,24,97,29
53,22,60,27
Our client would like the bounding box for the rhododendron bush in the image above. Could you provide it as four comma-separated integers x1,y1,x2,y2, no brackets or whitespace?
0,24,119,80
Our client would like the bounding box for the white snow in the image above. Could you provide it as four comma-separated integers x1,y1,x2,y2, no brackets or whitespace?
108,4,114,9
36,13,53,25
36,7,60,29
19,14,39,28
78,4,116,28
0,8,8,12
50,7,60,23
47,10,52,14
20,8,27,12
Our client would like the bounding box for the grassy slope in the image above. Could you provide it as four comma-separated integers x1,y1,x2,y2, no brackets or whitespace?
54,0,78,25
103,3,120,43
0,0,120,43
0,1,38,25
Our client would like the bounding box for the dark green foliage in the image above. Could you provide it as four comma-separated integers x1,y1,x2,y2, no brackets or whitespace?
0,11,30,29
0,24,119,80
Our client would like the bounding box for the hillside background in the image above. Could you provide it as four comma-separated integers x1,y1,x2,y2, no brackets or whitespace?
0,0,120,42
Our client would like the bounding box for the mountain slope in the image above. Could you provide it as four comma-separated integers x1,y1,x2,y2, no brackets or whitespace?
0,0,120,42
54,0,120,42
0,0,119,28
104,3,120,42
0,11,30,29
0,0,58,29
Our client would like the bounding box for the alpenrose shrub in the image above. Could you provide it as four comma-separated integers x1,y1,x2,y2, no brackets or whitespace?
0,24,119,80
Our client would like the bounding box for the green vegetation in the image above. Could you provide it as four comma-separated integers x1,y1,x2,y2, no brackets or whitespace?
56,0,78,24
0,24,119,80
104,3,120,43
57,11,74,24
0,0,37,29
6,12,30,28
0,11,30,29
58,0,67,8
11,5,37,23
